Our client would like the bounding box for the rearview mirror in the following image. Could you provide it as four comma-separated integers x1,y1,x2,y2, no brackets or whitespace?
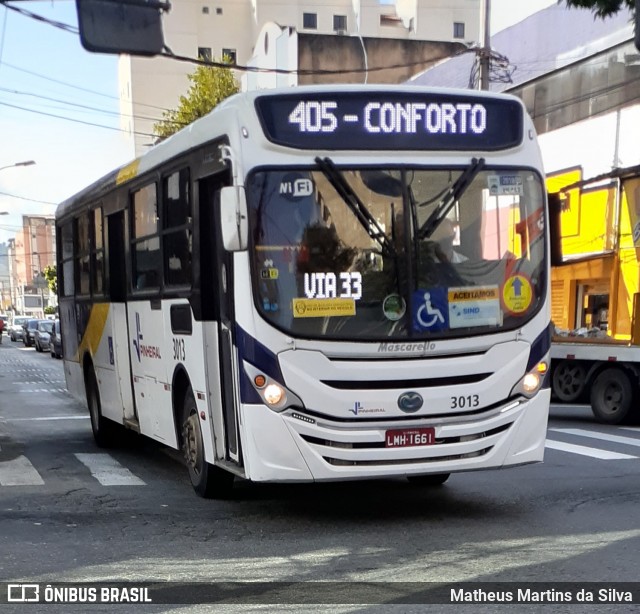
220,186,248,251
360,170,403,196
76,0,168,56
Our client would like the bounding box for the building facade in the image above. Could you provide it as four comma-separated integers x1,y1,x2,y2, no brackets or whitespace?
119,0,481,155
7,215,56,318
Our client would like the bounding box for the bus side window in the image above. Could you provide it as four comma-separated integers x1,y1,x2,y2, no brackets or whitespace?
163,169,192,287
131,183,161,291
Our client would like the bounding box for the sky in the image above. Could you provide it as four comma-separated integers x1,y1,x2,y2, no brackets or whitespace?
0,0,558,245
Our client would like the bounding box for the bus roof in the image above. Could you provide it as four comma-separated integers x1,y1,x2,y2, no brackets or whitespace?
56,84,527,221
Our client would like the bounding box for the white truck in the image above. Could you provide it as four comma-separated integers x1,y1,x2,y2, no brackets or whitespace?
550,336,640,424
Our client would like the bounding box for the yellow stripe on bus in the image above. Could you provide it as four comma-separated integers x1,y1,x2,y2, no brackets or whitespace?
76,303,110,362
116,159,140,185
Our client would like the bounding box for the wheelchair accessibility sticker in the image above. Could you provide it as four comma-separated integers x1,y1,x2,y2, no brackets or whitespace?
412,288,448,332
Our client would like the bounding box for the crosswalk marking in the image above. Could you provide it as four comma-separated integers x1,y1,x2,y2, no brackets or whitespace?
74,453,146,486
0,455,45,486
2,426,639,490
545,439,637,460
7,416,89,422
550,428,640,447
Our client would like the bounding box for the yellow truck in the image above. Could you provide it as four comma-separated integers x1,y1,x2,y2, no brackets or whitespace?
548,164,640,424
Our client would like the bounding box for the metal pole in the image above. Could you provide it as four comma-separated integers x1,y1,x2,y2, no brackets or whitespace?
479,0,491,90
0,160,35,173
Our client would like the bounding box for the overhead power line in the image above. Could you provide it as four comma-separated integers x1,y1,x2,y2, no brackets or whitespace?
159,48,473,76
0,85,167,124
1,0,471,77
0,60,176,114
0,190,58,205
0,0,78,33
0,100,158,137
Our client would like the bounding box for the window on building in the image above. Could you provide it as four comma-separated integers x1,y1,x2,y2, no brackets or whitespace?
162,169,192,287
333,15,347,32
222,48,237,65
198,47,212,61
380,14,403,27
303,13,317,29
216,7,222,14
131,183,161,291
202,6,209,14
453,22,465,39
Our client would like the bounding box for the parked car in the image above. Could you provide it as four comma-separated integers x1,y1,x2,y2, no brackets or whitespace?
22,318,41,347
0,314,7,340
50,319,62,359
9,316,30,342
34,320,54,353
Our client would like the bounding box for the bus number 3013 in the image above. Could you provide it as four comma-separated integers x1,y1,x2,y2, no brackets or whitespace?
450,394,480,409
173,338,186,362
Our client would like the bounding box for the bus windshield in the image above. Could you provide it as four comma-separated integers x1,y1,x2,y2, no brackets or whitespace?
247,165,546,341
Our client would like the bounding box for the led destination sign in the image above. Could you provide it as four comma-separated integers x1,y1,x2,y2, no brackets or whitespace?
255,92,524,151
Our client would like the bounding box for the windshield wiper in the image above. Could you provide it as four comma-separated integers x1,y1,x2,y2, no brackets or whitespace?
315,157,397,259
418,157,485,240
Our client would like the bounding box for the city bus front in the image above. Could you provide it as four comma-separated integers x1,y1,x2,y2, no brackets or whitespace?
224,90,551,484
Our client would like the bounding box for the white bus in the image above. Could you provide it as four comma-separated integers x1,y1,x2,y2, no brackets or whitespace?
56,85,551,498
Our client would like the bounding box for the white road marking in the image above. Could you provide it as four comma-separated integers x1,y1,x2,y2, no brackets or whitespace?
6,416,89,421
0,455,45,486
74,453,146,486
545,439,637,460
550,428,640,447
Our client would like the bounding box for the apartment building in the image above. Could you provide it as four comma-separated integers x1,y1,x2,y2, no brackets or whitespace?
119,0,481,155
8,215,56,317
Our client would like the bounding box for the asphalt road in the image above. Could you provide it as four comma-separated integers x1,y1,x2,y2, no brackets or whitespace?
1,339,639,613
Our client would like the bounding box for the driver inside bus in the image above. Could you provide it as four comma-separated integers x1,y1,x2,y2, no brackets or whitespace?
432,218,468,263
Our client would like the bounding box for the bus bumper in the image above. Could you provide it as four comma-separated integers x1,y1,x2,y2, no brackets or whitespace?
240,389,550,482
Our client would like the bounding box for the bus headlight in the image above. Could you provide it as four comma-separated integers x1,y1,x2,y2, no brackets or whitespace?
522,372,541,393
263,383,285,406
243,361,304,412
511,359,548,399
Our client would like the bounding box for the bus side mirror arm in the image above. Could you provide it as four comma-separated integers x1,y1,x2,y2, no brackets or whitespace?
547,192,564,266
220,186,248,251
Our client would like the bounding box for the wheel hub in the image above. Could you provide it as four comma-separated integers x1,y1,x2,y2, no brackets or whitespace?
183,414,201,473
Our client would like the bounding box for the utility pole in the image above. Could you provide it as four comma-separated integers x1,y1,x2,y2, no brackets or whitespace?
479,0,491,90
33,252,46,318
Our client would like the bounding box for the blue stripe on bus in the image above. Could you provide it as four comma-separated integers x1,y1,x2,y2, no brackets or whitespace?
526,322,553,388
235,325,285,404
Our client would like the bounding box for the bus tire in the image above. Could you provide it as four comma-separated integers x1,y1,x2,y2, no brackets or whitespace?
86,370,119,447
590,368,634,425
551,360,586,402
181,387,234,499
406,473,450,486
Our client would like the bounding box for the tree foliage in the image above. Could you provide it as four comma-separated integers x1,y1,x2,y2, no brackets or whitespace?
153,60,240,139
43,265,57,295
561,0,635,19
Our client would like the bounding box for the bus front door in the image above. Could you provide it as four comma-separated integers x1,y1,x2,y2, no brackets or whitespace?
106,210,138,426
199,173,242,466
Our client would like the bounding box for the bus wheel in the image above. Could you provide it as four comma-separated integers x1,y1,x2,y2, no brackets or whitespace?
86,370,119,447
552,361,586,402
590,368,634,425
406,473,450,486
181,387,234,499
